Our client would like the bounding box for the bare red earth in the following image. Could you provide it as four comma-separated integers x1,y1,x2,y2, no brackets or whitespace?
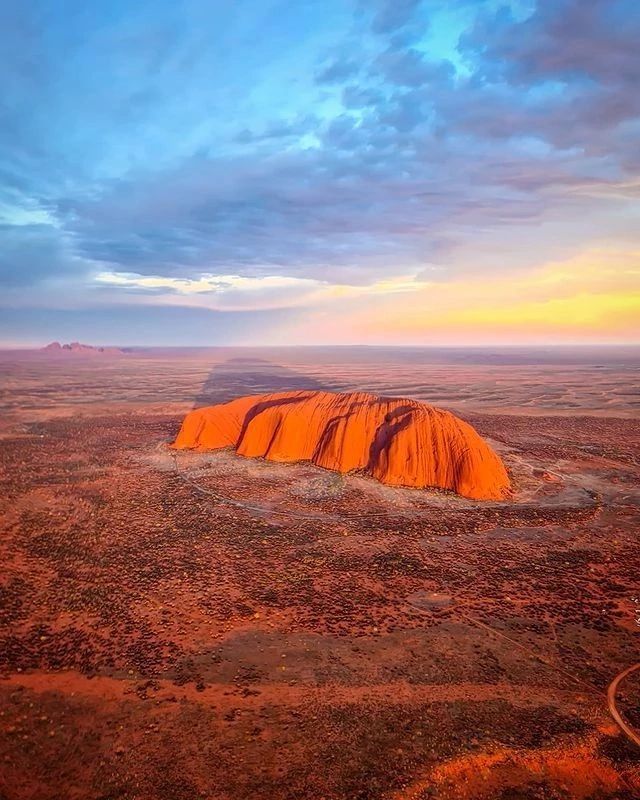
173,390,511,500
2,349,639,800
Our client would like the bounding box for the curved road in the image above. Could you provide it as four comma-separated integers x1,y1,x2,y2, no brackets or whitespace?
607,662,640,747
170,451,394,521
169,449,599,522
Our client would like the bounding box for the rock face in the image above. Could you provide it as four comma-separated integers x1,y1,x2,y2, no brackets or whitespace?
173,390,510,501
42,341,125,354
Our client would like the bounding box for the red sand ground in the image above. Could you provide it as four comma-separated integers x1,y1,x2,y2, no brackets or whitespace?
0,347,639,800
173,390,511,500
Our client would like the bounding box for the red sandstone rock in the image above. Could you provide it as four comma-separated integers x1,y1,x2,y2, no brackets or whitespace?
173,391,511,501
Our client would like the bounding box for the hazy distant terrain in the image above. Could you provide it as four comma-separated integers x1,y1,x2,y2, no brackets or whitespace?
2,346,638,428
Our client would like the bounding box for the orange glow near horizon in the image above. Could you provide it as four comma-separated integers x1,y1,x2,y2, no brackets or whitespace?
282,249,640,346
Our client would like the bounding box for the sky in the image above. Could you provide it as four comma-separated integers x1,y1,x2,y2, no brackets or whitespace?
1,0,639,346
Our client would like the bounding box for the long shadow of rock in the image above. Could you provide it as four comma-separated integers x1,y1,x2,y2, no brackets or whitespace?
192,357,335,409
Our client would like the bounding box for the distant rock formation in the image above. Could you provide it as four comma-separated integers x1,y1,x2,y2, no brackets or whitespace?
173,390,511,501
42,341,126,354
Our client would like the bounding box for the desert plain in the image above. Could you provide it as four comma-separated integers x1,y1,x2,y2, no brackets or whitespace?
1,345,639,799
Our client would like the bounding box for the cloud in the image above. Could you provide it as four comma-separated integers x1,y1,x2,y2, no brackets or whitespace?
458,0,640,151
370,0,422,35
0,222,85,287
305,248,640,344
463,0,639,88
0,0,638,344
92,268,432,311
374,48,454,88
316,58,360,84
